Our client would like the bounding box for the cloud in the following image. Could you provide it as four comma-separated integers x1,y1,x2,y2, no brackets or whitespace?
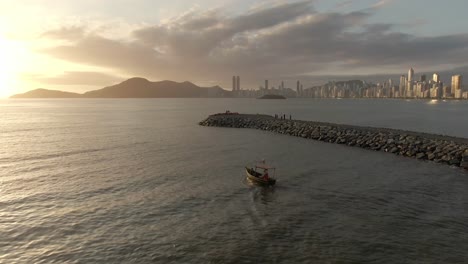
372,0,393,9
41,26,85,40
40,1,468,88
335,0,353,9
132,1,314,57
24,71,123,86
406,18,428,28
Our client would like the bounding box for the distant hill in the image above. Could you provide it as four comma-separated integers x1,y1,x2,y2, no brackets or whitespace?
11,88,81,98
11,77,231,98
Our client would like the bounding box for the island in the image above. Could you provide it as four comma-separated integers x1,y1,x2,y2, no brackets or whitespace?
257,94,286,99
11,88,81,98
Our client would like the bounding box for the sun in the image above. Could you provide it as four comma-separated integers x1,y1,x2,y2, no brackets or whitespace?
0,35,22,98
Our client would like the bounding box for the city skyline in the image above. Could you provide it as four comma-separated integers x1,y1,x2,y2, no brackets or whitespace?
2,0,468,98
11,63,468,99
230,66,467,100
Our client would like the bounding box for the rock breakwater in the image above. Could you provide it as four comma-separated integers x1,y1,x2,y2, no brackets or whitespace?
199,113,468,170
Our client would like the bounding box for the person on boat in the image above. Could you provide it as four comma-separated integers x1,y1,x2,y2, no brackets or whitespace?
263,169,269,181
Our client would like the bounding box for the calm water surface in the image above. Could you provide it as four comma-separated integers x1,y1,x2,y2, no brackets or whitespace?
1,98,468,263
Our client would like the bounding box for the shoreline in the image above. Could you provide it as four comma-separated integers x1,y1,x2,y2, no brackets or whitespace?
199,113,468,170
6,97,468,101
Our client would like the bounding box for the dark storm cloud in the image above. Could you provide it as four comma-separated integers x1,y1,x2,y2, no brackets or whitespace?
41,1,468,88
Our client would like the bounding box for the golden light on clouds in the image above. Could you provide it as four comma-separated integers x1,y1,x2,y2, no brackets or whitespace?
0,32,83,98
0,1,467,98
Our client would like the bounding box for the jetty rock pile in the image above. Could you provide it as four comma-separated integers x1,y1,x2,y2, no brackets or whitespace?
199,113,468,170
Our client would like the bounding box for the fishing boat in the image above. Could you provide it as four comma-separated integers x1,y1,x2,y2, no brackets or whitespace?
245,161,276,186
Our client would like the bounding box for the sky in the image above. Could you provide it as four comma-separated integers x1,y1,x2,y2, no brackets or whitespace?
1,0,468,97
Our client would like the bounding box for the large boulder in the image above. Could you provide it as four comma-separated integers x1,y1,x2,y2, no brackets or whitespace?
462,150,468,170
449,159,461,166
416,153,426,159
461,161,468,170
463,150,468,160
427,153,436,160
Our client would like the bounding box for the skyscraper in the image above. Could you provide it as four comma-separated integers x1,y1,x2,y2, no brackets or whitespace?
407,68,414,95
296,81,300,96
433,73,440,83
232,76,236,91
452,75,462,98
420,74,426,82
399,75,406,98
265,80,269,90
408,68,414,82
236,76,240,91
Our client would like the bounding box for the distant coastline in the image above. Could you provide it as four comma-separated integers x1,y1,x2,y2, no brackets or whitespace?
10,77,468,100
10,77,231,99
257,94,286,99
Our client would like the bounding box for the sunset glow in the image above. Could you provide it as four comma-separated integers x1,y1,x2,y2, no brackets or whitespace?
1,1,468,263
0,35,21,98
1,0,468,98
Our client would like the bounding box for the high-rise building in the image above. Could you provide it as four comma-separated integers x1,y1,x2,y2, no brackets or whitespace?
281,81,284,90
232,76,236,91
399,75,406,97
443,86,451,98
265,80,269,90
407,68,414,93
430,83,442,99
433,73,440,83
452,75,462,98
236,76,240,91
408,68,414,82
296,81,300,96
420,74,426,82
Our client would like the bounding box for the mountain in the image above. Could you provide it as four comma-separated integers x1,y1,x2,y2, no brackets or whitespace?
10,77,231,98
10,88,81,98
83,77,229,98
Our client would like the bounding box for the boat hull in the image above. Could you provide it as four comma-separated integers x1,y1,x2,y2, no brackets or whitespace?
245,167,276,186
